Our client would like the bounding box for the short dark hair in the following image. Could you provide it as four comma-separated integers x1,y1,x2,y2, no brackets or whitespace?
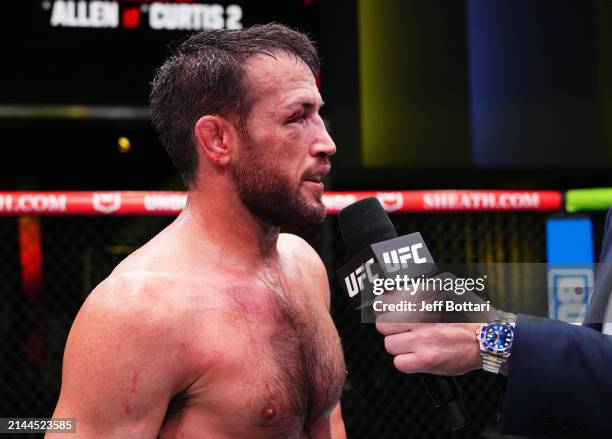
150,23,320,187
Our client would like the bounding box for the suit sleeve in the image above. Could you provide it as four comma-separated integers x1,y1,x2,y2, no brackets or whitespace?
584,207,612,331
498,313,612,437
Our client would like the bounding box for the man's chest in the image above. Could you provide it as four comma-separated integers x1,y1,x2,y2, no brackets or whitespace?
234,274,344,418
175,275,345,436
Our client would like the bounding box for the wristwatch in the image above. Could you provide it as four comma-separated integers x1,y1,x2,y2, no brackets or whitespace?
477,310,517,374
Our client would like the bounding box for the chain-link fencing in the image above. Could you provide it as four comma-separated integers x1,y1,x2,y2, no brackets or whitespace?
0,211,607,438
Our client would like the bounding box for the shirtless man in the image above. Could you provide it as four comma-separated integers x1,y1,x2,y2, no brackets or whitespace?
48,24,346,438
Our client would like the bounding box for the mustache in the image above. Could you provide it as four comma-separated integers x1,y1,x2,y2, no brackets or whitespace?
303,160,332,180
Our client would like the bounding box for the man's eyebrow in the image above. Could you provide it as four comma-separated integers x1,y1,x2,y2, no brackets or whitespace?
285,99,325,109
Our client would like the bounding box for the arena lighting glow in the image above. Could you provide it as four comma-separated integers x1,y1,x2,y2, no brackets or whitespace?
18,215,45,365
18,216,44,300
117,136,131,153
0,105,150,120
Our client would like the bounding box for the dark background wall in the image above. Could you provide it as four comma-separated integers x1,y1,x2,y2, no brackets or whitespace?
3,0,612,191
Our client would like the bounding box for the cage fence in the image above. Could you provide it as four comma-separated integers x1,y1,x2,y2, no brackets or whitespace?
0,211,606,438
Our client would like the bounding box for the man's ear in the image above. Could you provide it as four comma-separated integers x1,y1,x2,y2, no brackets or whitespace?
194,115,235,167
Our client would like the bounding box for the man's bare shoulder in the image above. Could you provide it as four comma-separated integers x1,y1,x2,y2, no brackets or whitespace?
278,233,325,269
87,270,174,318
53,270,201,437
278,233,331,307
108,221,188,277
86,267,228,332
102,221,227,309
80,217,226,343
66,267,223,387
73,271,181,356
81,218,231,340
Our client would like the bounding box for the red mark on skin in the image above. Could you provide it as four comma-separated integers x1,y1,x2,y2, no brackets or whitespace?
143,284,160,301
124,403,132,415
211,348,223,357
130,371,140,394
226,287,248,312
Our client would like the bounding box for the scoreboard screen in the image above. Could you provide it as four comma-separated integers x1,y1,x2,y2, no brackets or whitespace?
1,1,318,105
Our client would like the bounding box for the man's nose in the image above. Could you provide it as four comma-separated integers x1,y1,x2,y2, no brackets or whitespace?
311,117,337,157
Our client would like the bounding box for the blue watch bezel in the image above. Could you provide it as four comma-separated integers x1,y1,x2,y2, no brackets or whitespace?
479,321,514,355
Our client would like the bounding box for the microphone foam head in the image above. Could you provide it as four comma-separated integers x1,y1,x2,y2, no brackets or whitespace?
338,197,398,256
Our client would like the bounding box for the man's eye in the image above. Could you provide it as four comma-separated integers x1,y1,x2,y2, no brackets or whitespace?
287,113,306,124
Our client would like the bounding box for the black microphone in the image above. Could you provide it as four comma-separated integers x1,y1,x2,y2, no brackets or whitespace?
337,197,470,431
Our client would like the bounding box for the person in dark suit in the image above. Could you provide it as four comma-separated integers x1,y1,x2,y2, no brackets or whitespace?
376,209,612,437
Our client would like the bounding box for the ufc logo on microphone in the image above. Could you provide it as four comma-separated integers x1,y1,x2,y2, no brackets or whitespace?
382,244,427,272
345,257,379,297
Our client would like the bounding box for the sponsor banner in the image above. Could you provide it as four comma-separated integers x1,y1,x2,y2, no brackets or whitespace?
0,192,187,215
0,190,561,216
546,217,595,323
324,190,562,213
547,267,594,324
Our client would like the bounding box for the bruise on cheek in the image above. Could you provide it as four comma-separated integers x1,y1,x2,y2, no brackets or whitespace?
124,402,132,415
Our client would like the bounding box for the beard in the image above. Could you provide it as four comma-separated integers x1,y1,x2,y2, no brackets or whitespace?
230,133,327,228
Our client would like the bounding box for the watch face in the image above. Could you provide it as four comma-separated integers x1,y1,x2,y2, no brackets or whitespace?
480,322,514,354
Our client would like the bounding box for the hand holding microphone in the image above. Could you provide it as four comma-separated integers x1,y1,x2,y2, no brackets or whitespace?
337,197,473,431
375,321,483,376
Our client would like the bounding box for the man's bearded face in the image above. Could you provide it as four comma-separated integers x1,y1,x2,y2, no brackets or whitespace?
230,129,327,228
228,53,336,228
